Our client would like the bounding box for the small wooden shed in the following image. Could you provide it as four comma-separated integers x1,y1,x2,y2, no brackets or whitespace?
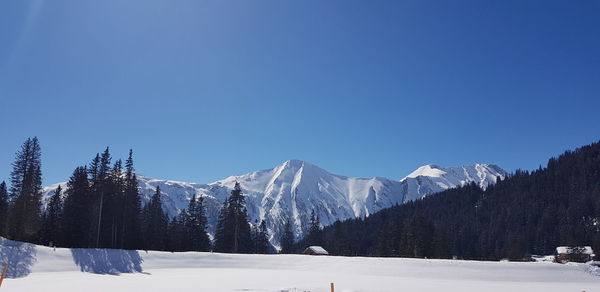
555,246,594,263
303,246,329,256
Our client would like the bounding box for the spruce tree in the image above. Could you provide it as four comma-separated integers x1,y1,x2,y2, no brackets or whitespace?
40,185,64,246
62,166,92,247
214,182,252,253
254,220,270,254
0,181,9,237
8,137,43,242
187,195,210,251
89,148,113,248
106,158,124,248
279,219,295,254
306,209,322,246
167,212,187,252
122,149,142,249
142,186,168,250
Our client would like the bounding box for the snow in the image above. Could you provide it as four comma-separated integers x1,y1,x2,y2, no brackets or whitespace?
405,164,446,178
557,246,595,255
1,237,599,292
42,161,507,247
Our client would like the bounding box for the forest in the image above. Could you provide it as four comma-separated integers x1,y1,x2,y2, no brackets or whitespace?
0,137,270,254
308,141,600,260
2,137,600,261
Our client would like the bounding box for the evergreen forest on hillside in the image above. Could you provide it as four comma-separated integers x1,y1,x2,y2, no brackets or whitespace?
309,141,600,260
2,137,600,261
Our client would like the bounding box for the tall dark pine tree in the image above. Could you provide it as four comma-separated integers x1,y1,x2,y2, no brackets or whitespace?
62,166,92,247
253,220,270,254
122,149,142,249
8,137,43,242
187,195,210,251
167,211,188,252
214,182,252,253
0,181,9,237
306,209,322,246
279,219,295,254
40,185,64,246
89,147,121,248
142,186,168,250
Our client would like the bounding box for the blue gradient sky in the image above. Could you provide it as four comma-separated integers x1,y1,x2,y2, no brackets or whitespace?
1,0,599,185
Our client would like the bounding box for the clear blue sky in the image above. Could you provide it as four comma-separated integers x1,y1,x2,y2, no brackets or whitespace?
1,0,599,185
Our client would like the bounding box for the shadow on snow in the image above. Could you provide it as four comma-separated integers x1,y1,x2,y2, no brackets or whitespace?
0,237,37,278
71,248,144,275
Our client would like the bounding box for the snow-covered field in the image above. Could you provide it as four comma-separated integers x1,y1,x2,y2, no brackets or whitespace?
1,238,598,292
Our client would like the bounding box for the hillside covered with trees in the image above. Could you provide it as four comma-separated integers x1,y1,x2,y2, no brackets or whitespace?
310,141,600,260
0,137,270,254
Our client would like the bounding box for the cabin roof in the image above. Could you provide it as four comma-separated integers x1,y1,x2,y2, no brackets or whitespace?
304,246,329,255
556,246,594,255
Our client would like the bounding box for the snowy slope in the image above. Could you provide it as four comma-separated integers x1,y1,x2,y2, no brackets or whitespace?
42,161,506,245
1,237,598,292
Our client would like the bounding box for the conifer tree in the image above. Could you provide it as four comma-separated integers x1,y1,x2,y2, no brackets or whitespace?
122,149,142,249
89,148,113,247
62,166,92,247
187,195,210,251
8,137,43,242
40,185,64,246
105,158,124,248
0,181,9,237
279,219,295,254
214,182,252,253
306,209,322,246
167,212,187,252
254,220,270,254
142,186,168,250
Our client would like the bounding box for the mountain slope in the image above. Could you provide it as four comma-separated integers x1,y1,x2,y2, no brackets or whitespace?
316,141,600,259
43,161,506,245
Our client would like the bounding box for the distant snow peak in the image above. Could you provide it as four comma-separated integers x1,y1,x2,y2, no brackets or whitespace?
404,164,446,179
43,161,507,246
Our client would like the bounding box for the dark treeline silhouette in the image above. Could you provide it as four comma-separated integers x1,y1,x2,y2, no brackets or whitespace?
312,141,600,260
0,138,271,254
4,137,600,258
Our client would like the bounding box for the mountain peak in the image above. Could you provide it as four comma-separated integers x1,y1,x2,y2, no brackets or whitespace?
43,160,507,247
404,164,446,179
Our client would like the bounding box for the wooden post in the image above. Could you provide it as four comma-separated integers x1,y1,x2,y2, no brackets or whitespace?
330,282,334,292
0,264,8,287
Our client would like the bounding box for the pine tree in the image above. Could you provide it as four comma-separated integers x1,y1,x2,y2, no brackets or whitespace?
40,185,64,246
62,166,92,247
214,200,231,252
214,182,252,253
106,159,125,248
0,181,9,237
187,195,210,251
142,186,168,250
279,219,295,254
254,220,270,254
122,149,142,249
89,148,112,248
306,210,322,246
8,137,43,242
167,212,187,252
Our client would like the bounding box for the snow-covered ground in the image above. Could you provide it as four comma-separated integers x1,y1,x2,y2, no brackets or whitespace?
1,238,598,292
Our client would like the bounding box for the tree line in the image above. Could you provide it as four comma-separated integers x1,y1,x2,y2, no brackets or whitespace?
315,140,600,260
0,137,277,254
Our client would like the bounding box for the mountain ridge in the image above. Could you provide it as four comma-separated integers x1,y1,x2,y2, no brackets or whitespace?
42,160,506,246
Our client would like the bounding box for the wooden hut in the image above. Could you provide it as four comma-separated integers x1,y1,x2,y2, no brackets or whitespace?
303,246,329,256
554,246,594,263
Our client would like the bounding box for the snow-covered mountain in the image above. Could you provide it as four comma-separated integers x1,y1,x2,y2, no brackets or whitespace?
42,161,506,246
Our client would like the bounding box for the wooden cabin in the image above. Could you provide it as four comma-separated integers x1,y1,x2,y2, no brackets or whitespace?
303,246,329,256
554,246,594,263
